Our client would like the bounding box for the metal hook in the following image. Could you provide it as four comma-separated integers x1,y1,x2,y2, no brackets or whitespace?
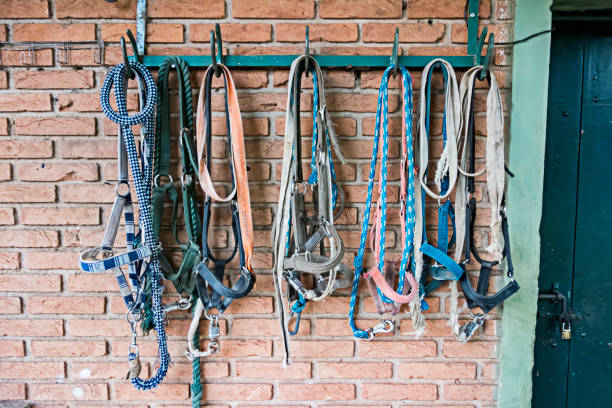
210,23,223,78
120,37,135,80
126,29,141,63
304,26,310,77
391,28,399,79
478,32,495,81
56,42,70,65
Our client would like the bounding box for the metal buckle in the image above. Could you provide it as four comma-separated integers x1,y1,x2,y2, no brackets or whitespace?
366,320,394,340
458,313,486,342
163,297,192,314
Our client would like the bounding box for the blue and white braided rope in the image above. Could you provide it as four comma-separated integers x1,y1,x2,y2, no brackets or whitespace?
100,60,169,390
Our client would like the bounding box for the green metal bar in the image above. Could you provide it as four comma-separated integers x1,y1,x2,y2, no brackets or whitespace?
467,0,480,59
141,54,476,68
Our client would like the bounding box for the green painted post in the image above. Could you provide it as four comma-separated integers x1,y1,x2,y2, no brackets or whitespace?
499,0,553,407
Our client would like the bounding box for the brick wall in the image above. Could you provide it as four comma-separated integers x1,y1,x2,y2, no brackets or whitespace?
0,0,514,406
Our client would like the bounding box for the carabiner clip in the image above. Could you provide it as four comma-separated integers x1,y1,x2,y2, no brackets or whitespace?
366,320,394,340
288,311,302,336
458,313,486,342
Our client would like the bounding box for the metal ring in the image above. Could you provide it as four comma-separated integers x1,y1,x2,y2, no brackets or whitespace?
154,174,173,187
115,180,130,197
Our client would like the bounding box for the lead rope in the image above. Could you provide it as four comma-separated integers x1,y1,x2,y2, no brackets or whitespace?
455,66,519,341
95,60,168,390
272,55,347,365
349,65,417,340
412,59,463,336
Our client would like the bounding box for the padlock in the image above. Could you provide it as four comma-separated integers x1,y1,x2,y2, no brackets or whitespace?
561,321,571,340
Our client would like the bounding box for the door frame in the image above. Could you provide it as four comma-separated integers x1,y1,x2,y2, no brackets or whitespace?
499,0,553,407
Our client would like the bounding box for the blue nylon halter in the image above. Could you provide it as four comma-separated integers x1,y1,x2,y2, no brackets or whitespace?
349,65,415,339
100,60,169,390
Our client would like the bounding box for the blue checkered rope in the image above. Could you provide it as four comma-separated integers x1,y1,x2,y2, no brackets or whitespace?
100,60,169,390
349,65,415,338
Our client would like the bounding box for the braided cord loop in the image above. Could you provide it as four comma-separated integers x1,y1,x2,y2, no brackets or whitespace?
100,60,169,390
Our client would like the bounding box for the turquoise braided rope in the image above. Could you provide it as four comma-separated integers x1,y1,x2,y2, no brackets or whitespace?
348,65,415,338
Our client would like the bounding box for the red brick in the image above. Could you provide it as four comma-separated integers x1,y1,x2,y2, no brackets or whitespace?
0,274,60,291
0,340,25,356
233,318,310,337
0,93,52,112
235,362,312,379
56,0,136,18
69,319,131,337
5,229,59,248
0,383,25,400
452,24,511,44
57,139,116,159
32,340,107,357
327,93,397,112
22,207,99,225
279,384,354,401
0,72,6,88
71,362,147,380
16,162,98,182
287,340,355,358
233,0,314,18
101,23,184,43
398,362,476,379
0,362,64,379
114,383,187,400
277,24,358,42
13,23,95,42
363,24,446,43
166,362,228,379
320,0,402,18
30,383,108,401
0,140,53,159
225,296,274,314
358,340,437,358
0,207,14,225
24,250,80,270
15,117,95,136
191,24,272,43
14,70,94,89
66,273,116,292
0,49,53,66
0,0,49,18
0,185,55,202
0,117,7,134
201,384,272,401
0,162,9,181
407,0,491,18
28,296,105,314
443,341,496,358
444,384,495,401
362,383,437,401
0,296,21,313
61,184,116,203
149,0,225,18
216,340,272,358
318,362,392,379
0,318,63,336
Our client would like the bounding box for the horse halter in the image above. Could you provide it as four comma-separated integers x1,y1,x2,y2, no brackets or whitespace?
187,63,256,359
412,58,464,333
80,60,168,389
146,56,200,332
350,64,418,340
272,55,348,364
455,66,519,342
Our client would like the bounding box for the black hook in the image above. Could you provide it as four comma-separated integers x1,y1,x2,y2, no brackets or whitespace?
479,32,495,81
126,29,141,63
304,26,310,78
211,23,223,78
120,37,135,80
391,28,399,79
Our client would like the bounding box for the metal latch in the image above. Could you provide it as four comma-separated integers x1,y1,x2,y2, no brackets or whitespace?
538,283,574,340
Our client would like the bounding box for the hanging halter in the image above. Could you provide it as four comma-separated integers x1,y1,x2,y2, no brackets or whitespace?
80,60,167,389
349,64,418,340
187,63,256,359
412,59,464,334
455,66,519,342
272,55,348,365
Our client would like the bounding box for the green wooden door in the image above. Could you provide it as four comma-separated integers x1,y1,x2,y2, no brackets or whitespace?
534,21,612,407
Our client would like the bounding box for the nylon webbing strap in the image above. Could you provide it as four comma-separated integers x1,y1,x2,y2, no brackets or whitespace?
349,65,417,340
272,55,346,365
